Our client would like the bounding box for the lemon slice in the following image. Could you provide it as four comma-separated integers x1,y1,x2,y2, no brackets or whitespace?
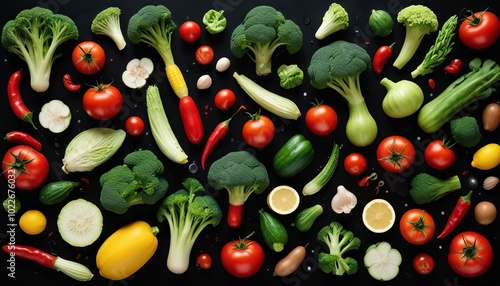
267,185,300,215
362,198,395,233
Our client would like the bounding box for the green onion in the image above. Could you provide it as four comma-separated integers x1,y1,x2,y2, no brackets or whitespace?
302,143,340,196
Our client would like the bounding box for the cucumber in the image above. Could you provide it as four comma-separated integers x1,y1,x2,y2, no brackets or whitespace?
259,208,288,252
272,134,315,178
368,9,394,37
39,180,82,205
293,204,324,232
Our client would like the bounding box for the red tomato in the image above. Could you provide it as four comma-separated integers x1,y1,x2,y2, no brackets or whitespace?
424,139,455,170
242,112,275,148
196,45,215,65
2,145,49,191
83,83,123,120
305,102,338,135
376,135,415,172
448,231,493,277
399,209,435,245
214,89,236,110
220,235,264,278
179,20,201,43
413,253,434,275
459,10,500,50
344,153,367,175
72,41,106,75
196,253,212,270
125,116,145,136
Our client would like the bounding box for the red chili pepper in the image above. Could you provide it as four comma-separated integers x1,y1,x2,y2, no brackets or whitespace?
373,43,395,74
2,244,56,268
437,190,473,239
179,96,204,144
4,131,42,151
358,172,378,187
201,105,246,170
444,58,462,74
62,73,81,91
7,70,36,129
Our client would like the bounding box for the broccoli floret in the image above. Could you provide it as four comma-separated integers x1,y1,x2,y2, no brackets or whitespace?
317,221,361,276
1,7,78,92
307,40,377,147
277,64,304,89
156,177,222,274
230,5,303,76
315,3,349,40
99,150,169,214
393,5,439,69
409,173,462,205
450,116,481,148
91,7,126,50
207,151,269,228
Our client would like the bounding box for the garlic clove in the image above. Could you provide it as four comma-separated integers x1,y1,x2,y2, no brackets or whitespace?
197,74,212,89
331,185,357,214
483,176,499,190
216,57,231,72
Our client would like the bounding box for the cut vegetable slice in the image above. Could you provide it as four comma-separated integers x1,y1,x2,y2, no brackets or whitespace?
364,241,402,281
362,198,395,233
38,99,71,133
57,198,103,247
267,185,300,215
122,58,154,89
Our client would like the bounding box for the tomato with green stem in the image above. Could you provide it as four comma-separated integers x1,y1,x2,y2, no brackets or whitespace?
424,138,455,170
413,253,434,275
220,232,264,278
305,100,338,135
2,145,49,191
399,208,435,245
459,9,500,50
448,231,493,277
83,82,123,120
242,111,275,148
72,41,106,75
376,135,415,172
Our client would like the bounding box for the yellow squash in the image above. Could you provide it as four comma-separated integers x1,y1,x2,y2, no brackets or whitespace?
471,143,500,170
96,220,159,280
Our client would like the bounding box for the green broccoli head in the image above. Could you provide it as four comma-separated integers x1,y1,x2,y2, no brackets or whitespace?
91,7,126,50
99,150,169,214
317,221,361,276
277,64,304,89
450,116,481,148
409,173,461,205
315,3,349,40
230,5,303,76
393,5,438,69
1,7,78,92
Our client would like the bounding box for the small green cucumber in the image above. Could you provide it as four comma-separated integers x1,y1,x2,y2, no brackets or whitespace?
272,134,315,178
39,180,82,205
259,208,288,252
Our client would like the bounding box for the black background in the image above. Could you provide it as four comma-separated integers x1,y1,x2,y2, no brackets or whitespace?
0,0,499,285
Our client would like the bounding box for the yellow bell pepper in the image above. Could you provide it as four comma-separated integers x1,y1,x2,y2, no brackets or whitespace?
96,220,159,280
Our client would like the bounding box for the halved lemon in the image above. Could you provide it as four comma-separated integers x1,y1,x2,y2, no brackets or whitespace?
362,198,395,233
267,185,300,215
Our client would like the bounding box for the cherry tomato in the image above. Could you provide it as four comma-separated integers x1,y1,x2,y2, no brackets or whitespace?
399,209,435,245
2,145,49,191
195,45,215,65
448,231,493,277
83,82,123,120
72,41,106,75
242,112,275,148
179,20,201,43
220,234,264,278
413,253,434,275
305,102,338,135
196,253,212,270
214,88,236,110
125,116,145,136
344,153,367,175
424,139,455,170
459,10,500,50
376,135,415,173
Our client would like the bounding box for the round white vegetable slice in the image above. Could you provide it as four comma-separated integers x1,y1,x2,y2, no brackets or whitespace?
38,99,71,133
122,57,154,89
57,198,103,247
363,241,402,281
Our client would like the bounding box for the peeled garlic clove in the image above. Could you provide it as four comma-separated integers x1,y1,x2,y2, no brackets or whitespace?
483,176,499,190
331,185,357,214
216,57,231,72
197,74,212,89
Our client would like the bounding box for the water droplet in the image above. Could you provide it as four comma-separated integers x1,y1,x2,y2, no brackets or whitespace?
303,17,311,25
77,119,81,123
468,176,479,189
188,162,198,174
441,211,445,215
303,92,308,97
438,245,442,249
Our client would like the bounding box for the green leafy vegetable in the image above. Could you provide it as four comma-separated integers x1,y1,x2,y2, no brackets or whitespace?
315,3,349,40
409,173,461,205
91,7,126,50
277,64,304,89
202,9,227,34
450,116,481,148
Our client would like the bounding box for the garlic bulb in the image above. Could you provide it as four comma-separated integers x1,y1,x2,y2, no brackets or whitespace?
331,185,357,214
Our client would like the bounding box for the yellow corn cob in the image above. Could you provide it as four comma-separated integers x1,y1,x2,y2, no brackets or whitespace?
166,64,188,98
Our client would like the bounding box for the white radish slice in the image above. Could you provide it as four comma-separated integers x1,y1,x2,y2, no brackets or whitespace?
122,57,154,89
363,241,401,281
57,198,103,247
38,99,72,133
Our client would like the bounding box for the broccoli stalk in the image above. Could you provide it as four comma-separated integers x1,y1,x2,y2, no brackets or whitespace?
315,3,349,40
317,221,361,276
156,178,222,274
230,5,303,76
207,151,270,228
1,7,78,93
307,40,377,147
91,7,126,50
409,173,462,205
393,5,439,69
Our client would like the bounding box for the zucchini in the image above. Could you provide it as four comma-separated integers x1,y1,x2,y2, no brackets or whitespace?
273,134,315,178
259,208,288,252
293,204,323,232
39,180,83,205
302,143,340,196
